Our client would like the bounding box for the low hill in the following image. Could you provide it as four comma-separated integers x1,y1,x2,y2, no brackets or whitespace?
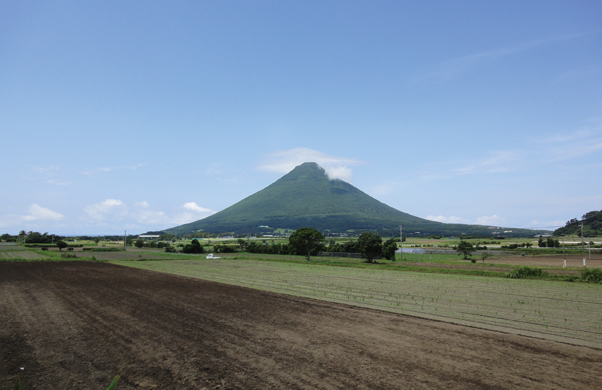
554,210,602,237
164,162,547,237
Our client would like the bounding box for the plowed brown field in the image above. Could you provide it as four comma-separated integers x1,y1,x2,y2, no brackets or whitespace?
1,262,600,389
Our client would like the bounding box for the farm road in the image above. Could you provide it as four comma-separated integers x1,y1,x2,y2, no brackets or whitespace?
1,262,601,389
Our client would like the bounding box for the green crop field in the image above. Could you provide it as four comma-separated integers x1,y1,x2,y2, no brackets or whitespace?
114,258,602,349
0,245,46,260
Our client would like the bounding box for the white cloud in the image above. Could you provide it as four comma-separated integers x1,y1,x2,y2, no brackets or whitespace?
80,199,215,228
84,199,127,220
172,202,216,224
426,214,504,226
426,215,470,224
182,202,210,213
0,204,64,229
22,204,64,221
134,210,169,225
529,220,565,229
258,148,363,182
475,215,504,225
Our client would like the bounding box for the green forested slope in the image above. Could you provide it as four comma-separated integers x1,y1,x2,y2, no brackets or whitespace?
554,210,602,236
165,163,548,236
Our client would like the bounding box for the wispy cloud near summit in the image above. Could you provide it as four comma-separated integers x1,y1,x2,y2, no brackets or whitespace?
257,148,363,182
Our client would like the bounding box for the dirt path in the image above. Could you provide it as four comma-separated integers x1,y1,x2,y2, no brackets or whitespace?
1,262,601,389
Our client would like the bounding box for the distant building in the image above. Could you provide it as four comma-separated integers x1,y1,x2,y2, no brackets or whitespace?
138,235,160,240
396,248,426,254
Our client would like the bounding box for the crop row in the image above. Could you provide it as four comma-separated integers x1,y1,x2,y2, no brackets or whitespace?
116,259,602,348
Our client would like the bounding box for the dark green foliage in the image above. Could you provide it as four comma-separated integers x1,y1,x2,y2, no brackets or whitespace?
506,267,547,279
213,244,237,253
165,162,549,237
554,210,602,237
134,239,144,248
182,239,204,254
328,241,359,253
1,233,16,242
382,238,397,260
56,240,68,251
538,236,545,247
537,236,561,248
288,227,325,261
357,232,382,263
82,247,123,252
456,241,474,260
581,268,602,283
245,241,291,255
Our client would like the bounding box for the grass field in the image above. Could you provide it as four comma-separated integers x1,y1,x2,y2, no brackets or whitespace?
114,258,602,349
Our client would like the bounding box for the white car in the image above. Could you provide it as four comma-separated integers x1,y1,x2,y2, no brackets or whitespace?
206,253,221,259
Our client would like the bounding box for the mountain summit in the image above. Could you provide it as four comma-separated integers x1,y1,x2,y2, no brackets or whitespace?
165,162,542,236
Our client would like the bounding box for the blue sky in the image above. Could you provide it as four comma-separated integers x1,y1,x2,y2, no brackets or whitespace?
1,1,601,235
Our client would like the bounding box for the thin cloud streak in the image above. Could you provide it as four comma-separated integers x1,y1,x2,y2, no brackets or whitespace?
81,163,148,176
258,148,364,182
416,32,593,84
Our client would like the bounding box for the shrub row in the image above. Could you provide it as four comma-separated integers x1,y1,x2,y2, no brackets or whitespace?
82,247,124,252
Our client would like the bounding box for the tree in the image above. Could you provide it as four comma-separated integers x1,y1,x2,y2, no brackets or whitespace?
358,232,383,263
57,240,68,251
480,252,491,263
288,227,325,261
456,241,474,260
182,239,204,254
93,237,100,244
237,238,248,250
538,236,546,247
134,239,145,248
382,238,398,261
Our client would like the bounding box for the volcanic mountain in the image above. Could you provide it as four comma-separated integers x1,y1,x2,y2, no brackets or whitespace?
165,162,544,237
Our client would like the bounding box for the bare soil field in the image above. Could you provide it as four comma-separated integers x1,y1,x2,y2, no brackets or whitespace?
486,254,602,268
1,262,601,389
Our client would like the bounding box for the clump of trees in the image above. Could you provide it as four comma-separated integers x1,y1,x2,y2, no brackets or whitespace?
182,239,204,254
1,231,64,244
554,210,602,237
538,236,560,248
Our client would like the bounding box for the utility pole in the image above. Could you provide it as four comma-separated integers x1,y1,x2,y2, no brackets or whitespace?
588,237,591,260
562,238,565,262
399,224,403,261
124,230,126,250
581,221,585,251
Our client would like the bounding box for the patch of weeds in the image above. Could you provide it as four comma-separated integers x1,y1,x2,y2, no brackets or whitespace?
60,253,77,259
581,268,602,283
4,374,23,390
506,266,547,279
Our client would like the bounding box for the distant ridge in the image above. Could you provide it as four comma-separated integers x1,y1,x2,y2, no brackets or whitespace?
165,162,548,237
